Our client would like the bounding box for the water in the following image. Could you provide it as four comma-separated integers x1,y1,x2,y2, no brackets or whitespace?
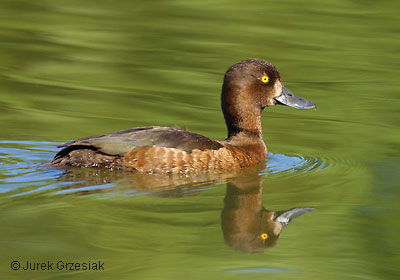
1,0,399,279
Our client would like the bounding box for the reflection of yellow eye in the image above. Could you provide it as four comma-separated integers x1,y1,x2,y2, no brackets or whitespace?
260,233,268,239
261,75,269,83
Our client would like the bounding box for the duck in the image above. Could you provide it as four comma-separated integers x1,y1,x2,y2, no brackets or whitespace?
222,174,315,253
49,59,315,173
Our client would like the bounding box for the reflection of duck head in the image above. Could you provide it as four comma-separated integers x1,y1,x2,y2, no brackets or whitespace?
221,175,314,253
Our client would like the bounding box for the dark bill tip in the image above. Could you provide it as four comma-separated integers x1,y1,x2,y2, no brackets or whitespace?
274,207,315,227
274,85,316,110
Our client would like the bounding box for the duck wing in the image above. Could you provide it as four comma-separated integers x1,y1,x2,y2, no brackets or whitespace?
54,126,223,159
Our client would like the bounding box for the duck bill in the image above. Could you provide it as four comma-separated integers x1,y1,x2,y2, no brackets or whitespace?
274,85,316,109
274,207,315,228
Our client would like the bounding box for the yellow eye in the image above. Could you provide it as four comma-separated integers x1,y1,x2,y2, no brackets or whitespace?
260,233,268,239
261,75,269,83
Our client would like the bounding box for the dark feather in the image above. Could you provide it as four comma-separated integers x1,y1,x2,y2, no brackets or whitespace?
54,126,223,159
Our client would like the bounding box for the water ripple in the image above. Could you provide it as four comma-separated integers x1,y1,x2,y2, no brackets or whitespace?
263,152,326,175
225,267,292,274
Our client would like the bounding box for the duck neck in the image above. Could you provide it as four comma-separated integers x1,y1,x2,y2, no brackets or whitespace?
221,96,264,141
224,112,263,140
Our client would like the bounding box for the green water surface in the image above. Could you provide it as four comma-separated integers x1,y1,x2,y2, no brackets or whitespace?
0,0,399,279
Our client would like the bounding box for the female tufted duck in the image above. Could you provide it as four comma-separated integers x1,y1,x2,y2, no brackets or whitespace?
50,59,315,173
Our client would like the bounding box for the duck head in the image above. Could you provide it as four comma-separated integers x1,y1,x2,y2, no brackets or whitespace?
221,175,315,253
221,59,315,138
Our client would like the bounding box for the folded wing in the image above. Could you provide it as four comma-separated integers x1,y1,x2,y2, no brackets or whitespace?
54,126,223,159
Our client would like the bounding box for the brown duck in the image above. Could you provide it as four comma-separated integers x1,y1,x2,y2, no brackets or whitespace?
50,59,315,173
222,174,315,253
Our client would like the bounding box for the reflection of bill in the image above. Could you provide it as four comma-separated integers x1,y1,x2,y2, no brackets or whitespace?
221,175,314,253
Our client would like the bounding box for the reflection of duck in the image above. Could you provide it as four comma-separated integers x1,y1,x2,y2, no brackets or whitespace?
54,163,267,197
52,164,314,252
221,175,314,253
49,59,315,173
